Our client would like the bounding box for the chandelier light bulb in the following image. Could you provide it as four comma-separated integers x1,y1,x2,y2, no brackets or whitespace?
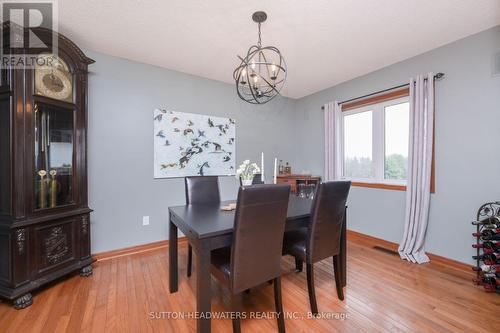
270,63,277,80
240,69,247,84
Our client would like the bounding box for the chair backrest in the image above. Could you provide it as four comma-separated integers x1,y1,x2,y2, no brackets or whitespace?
230,184,290,293
184,176,220,205
239,173,264,185
252,173,264,184
307,181,351,263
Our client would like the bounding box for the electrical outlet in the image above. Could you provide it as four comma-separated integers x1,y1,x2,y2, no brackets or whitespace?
142,216,150,226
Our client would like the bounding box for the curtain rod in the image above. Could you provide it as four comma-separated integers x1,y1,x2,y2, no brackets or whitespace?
321,72,445,110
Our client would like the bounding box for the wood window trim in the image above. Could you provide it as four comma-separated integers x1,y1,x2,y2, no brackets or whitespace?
351,172,435,193
342,87,436,193
351,182,407,191
342,87,410,111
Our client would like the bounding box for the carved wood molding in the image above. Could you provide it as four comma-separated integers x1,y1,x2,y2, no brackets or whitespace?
81,216,89,235
15,229,26,255
44,227,69,265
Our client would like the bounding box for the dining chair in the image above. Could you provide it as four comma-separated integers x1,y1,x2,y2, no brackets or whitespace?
211,184,290,333
282,181,351,315
185,176,221,277
239,173,264,185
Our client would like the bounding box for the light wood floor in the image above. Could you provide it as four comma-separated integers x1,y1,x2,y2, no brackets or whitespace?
1,236,499,333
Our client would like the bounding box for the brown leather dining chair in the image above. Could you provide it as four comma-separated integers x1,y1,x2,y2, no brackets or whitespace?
210,184,290,333
239,173,264,185
185,176,221,277
283,181,351,315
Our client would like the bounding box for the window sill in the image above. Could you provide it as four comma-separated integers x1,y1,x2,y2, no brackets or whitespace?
351,181,406,191
351,181,436,193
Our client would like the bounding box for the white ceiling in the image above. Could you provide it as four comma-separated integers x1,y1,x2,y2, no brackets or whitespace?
58,0,500,99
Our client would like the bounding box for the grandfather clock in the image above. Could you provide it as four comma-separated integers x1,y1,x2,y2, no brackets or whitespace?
0,23,94,309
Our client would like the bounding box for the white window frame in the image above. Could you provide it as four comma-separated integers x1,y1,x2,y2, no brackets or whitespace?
340,96,409,186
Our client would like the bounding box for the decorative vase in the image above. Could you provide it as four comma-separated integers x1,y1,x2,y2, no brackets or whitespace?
38,170,47,209
49,170,58,208
242,179,253,186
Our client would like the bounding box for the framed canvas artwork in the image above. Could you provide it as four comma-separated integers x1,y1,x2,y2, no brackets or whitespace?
153,109,236,178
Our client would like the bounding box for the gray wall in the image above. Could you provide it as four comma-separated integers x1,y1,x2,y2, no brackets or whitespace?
86,25,500,264
293,25,500,264
86,51,297,253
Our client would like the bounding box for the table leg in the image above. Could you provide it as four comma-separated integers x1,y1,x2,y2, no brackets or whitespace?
169,215,178,293
341,208,347,287
195,241,211,333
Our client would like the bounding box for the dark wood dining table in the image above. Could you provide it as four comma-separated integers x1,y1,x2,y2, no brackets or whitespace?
168,195,347,333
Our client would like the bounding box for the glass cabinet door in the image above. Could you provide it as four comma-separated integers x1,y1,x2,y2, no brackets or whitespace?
34,103,74,210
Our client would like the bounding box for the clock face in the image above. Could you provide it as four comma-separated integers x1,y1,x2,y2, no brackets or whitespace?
35,54,73,102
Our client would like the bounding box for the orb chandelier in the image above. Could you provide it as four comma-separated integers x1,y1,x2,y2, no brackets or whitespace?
233,11,287,105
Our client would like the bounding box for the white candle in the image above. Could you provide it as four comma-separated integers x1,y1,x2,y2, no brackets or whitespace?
261,152,265,183
273,158,277,184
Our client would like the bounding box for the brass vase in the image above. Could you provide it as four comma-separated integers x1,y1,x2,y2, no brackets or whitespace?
49,170,58,208
38,170,47,209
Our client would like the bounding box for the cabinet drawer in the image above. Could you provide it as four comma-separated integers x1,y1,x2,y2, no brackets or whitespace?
277,179,295,185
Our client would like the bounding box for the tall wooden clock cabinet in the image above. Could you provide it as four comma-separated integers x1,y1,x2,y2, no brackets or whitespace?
0,23,94,309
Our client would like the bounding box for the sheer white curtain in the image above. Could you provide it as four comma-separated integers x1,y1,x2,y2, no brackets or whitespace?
398,73,435,264
324,101,342,181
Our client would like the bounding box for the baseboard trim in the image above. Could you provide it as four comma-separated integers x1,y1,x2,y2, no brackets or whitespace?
94,237,187,262
347,230,470,272
93,230,469,272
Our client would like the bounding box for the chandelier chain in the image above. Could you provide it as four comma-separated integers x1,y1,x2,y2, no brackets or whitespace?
257,22,262,47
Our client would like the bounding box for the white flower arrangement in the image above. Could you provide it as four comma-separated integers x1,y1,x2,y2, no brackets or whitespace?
235,159,261,180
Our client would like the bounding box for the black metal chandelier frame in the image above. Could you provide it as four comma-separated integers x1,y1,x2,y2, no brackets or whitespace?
233,11,287,105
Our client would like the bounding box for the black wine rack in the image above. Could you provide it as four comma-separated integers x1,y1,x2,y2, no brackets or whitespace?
473,201,500,294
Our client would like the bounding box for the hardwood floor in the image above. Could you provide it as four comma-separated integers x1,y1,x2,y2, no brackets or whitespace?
1,236,499,333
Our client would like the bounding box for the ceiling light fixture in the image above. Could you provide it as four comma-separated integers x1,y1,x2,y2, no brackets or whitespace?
233,11,287,104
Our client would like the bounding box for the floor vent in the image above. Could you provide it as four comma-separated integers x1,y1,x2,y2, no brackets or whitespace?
373,246,399,256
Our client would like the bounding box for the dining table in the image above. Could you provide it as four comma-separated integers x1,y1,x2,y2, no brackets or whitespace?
168,195,347,333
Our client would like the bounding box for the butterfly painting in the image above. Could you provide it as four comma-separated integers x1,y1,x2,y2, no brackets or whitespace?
154,109,236,178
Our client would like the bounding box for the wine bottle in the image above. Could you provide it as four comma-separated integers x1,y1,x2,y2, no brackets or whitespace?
472,241,500,250
472,253,500,261
483,233,500,241
474,276,499,285
472,264,500,273
472,216,500,226
472,229,500,238
481,264,500,273
479,272,500,279
285,162,291,174
483,284,500,292
473,256,500,265
482,224,500,230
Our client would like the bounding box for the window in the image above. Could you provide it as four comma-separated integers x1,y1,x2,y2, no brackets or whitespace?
340,93,410,190
384,102,409,181
343,110,373,179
